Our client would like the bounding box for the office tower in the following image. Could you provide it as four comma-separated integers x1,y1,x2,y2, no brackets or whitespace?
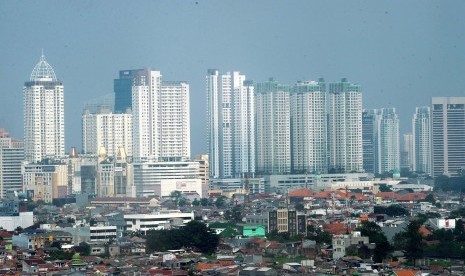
114,69,145,113
67,147,82,194
0,129,24,197
233,79,255,177
114,147,132,197
412,106,432,175
82,106,132,157
291,79,327,174
131,69,162,160
23,54,64,162
23,161,68,203
160,81,190,160
362,108,400,174
362,110,377,173
329,78,363,173
255,79,291,175
377,108,400,174
401,134,414,171
206,70,254,178
431,97,465,177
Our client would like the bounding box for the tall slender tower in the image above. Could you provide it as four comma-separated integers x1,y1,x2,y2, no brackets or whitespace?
23,53,64,162
377,108,400,174
255,79,291,175
329,78,363,173
206,70,254,178
431,97,465,177
412,106,432,175
291,79,328,174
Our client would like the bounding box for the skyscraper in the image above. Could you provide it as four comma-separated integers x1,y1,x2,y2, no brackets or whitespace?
362,109,377,174
82,106,133,157
206,70,254,178
114,69,145,113
401,133,414,171
329,78,363,173
255,79,291,175
412,106,432,175
131,69,161,160
377,108,400,174
0,129,24,197
431,97,465,177
291,79,328,174
23,54,64,162
160,81,191,161
362,108,400,174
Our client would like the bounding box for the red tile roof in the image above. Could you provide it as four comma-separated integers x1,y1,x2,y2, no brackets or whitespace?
289,189,315,198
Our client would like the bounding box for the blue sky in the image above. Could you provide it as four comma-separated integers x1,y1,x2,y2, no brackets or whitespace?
1,1,464,156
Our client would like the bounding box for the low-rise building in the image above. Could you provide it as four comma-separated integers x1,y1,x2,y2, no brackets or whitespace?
124,211,194,234
332,231,369,259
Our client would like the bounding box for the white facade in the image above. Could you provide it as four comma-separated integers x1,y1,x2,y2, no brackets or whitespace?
90,226,117,243
0,130,24,197
132,160,201,197
431,97,465,177
292,80,328,174
160,179,203,197
132,69,161,160
329,78,363,173
376,108,400,174
124,211,194,234
22,163,68,202
412,106,432,175
23,54,64,163
206,70,254,179
0,212,34,231
82,108,132,157
160,81,191,160
255,80,291,175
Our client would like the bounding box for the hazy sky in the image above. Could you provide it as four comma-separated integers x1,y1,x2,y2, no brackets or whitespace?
1,1,464,157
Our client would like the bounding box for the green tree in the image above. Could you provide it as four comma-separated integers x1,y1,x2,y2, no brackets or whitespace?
374,205,409,217
295,203,305,212
200,198,209,207
378,184,392,192
76,242,91,256
394,220,424,265
192,198,200,206
146,221,219,255
224,206,242,223
215,196,226,208
357,221,392,262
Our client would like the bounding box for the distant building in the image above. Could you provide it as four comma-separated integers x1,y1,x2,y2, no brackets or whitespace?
412,106,432,175
0,129,24,197
82,106,132,157
291,79,328,174
401,133,414,171
124,211,194,234
22,161,68,203
332,231,369,259
206,70,255,179
431,97,465,176
329,78,363,173
268,208,306,237
23,54,64,162
132,160,202,197
255,79,291,175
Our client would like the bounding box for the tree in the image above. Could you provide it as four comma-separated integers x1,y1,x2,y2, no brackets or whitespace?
75,242,91,256
215,196,226,208
224,206,242,223
295,203,305,212
378,184,392,192
394,220,424,265
200,198,209,207
192,198,200,206
357,221,392,262
374,205,409,217
146,221,219,255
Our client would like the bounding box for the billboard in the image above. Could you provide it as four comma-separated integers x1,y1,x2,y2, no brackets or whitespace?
438,219,456,229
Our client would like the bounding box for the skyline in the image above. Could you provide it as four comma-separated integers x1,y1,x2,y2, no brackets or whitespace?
1,1,465,157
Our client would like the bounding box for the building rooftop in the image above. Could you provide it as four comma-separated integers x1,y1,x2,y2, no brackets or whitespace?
30,53,57,81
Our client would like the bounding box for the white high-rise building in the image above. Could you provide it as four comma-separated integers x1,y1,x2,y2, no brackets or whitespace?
255,79,291,175
160,81,190,160
329,78,363,173
401,133,414,171
82,106,132,157
0,129,24,197
377,108,400,174
131,69,161,160
207,70,254,178
291,79,328,174
412,106,432,175
23,54,64,162
431,97,465,177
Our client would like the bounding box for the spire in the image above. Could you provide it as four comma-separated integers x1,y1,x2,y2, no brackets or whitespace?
30,51,57,81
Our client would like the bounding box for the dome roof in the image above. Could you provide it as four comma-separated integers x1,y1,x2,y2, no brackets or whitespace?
30,53,57,81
